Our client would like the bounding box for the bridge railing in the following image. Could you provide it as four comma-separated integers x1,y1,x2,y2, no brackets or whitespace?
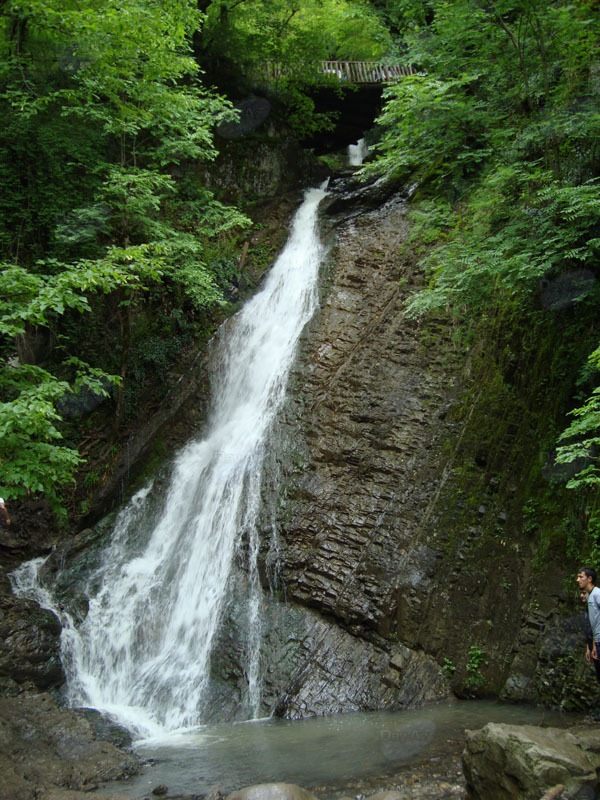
259,61,415,84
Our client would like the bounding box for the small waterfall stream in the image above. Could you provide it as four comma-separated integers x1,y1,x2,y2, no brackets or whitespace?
11,183,329,739
348,138,368,167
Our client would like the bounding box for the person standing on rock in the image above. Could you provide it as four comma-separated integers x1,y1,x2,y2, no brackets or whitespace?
576,567,600,681
0,497,10,526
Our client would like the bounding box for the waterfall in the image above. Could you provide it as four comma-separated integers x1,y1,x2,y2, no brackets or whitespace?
11,184,328,739
348,138,368,167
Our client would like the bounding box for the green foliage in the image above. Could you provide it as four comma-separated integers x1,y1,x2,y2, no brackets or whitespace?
400,198,451,252
368,0,600,189
201,0,392,66
367,0,600,502
278,79,339,138
441,657,456,676
584,510,600,567
365,72,493,189
556,345,600,489
465,644,488,691
0,0,250,510
1,257,143,337
405,170,600,318
198,0,392,136
0,362,117,510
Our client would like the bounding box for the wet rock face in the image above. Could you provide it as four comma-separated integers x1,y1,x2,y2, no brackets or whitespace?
277,190,454,639
203,139,329,204
266,608,450,719
0,577,63,691
264,176,533,706
0,693,139,799
205,578,451,722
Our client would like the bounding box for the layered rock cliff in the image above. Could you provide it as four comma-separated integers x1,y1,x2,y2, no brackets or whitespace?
201,169,579,719
1,148,596,727
256,171,597,714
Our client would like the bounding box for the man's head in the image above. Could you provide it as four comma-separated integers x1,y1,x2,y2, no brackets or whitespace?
580,588,590,603
577,567,597,590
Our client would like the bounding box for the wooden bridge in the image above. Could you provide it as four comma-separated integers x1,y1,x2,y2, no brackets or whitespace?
260,61,415,85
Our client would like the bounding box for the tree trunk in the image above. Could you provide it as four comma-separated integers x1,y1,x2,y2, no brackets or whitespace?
112,292,133,438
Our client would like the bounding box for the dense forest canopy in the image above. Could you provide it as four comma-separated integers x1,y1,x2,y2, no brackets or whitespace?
1,0,599,550
195,0,394,136
0,0,248,509
198,0,392,64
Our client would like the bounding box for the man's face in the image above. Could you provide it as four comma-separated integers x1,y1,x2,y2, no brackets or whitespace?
577,571,592,590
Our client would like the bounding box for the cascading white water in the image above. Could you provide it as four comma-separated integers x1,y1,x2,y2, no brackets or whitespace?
12,184,328,739
348,138,368,167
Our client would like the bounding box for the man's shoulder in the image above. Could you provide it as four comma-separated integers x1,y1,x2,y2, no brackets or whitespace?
590,586,600,604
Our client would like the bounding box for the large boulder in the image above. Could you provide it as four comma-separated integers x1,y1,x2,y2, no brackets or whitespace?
0,693,139,800
227,783,319,800
462,722,600,800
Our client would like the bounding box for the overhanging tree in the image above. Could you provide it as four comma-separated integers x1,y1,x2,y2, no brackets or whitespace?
0,0,248,510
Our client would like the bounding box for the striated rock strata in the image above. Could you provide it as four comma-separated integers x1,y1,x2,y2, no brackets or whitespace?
201,178,456,719
207,172,585,717
262,172,559,710
278,189,448,635
206,591,450,720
